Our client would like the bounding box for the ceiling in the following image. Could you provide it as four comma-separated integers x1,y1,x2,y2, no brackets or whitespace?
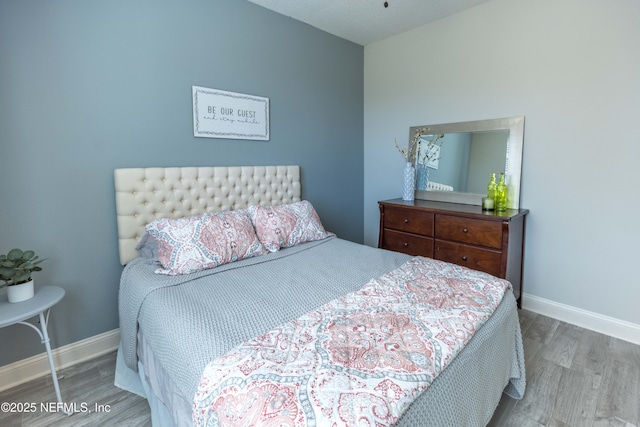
246,0,492,46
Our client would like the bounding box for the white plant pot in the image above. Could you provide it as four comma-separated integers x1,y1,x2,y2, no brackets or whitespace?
7,280,34,303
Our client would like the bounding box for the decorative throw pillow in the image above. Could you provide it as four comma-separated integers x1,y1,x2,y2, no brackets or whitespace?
248,200,334,252
145,209,265,275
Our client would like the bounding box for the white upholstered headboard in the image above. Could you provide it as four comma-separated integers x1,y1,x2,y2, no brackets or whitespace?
114,165,301,265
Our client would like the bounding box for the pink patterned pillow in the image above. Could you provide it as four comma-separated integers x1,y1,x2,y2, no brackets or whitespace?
248,201,334,252
145,209,265,275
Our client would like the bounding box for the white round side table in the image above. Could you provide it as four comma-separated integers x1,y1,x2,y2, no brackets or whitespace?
0,285,68,415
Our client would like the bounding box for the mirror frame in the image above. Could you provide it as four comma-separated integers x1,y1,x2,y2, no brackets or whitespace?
409,116,525,209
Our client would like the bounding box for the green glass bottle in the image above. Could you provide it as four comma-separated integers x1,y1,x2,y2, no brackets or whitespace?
496,173,507,211
487,173,497,201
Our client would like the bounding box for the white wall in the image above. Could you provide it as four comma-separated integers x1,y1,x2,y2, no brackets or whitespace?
364,0,640,325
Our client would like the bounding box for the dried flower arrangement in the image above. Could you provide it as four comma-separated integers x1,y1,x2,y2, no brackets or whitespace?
393,138,415,163
393,128,445,164
417,132,444,166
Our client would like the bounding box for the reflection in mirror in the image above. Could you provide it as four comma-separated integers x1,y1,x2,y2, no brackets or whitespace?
417,130,508,193
409,116,524,209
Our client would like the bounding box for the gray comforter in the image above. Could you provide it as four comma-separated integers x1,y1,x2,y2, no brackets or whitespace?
119,237,525,426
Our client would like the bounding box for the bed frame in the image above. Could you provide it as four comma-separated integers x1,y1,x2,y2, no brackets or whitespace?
114,165,301,265
113,164,524,427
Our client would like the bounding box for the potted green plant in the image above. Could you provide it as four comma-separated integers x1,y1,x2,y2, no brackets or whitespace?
0,248,46,303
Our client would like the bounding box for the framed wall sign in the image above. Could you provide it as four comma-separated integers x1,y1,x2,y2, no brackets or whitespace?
192,86,269,140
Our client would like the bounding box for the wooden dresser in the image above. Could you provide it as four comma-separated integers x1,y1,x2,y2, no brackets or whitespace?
378,198,528,308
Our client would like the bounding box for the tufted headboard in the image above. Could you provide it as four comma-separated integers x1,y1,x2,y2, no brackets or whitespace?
114,165,301,265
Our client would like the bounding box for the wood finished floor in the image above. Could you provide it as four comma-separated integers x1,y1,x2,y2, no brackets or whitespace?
1,310,639,426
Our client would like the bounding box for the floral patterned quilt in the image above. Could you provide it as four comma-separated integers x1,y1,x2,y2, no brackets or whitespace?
192,256,512,426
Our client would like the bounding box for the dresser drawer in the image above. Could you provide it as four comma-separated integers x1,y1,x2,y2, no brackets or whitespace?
383,206,434,236
379,199,527,309
434,240,503,277
381,229,433,257
435,214,503,249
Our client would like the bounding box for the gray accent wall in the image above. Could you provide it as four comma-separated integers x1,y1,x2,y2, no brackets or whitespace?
0,0,363,366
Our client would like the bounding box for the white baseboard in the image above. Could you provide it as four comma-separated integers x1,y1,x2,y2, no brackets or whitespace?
523,294,640,345
0,329,120,393
2,295,639,393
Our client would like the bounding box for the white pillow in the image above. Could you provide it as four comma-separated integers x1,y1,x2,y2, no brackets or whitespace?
248,201,334,253
146,209,265,275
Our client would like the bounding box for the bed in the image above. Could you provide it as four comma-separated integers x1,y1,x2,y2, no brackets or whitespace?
113,165,525,426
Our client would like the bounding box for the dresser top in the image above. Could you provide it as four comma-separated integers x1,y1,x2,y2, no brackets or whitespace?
379,198,529,220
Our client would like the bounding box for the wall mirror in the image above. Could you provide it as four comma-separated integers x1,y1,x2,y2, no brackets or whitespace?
409,116,525,209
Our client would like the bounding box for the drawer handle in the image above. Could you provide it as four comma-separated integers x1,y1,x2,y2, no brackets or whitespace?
403,242,409,247
462,256,468,261
404,219,409,223
463,228,468,233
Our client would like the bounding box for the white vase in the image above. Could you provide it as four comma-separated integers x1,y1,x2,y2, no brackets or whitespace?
7,280,34,303
402,162,416,201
